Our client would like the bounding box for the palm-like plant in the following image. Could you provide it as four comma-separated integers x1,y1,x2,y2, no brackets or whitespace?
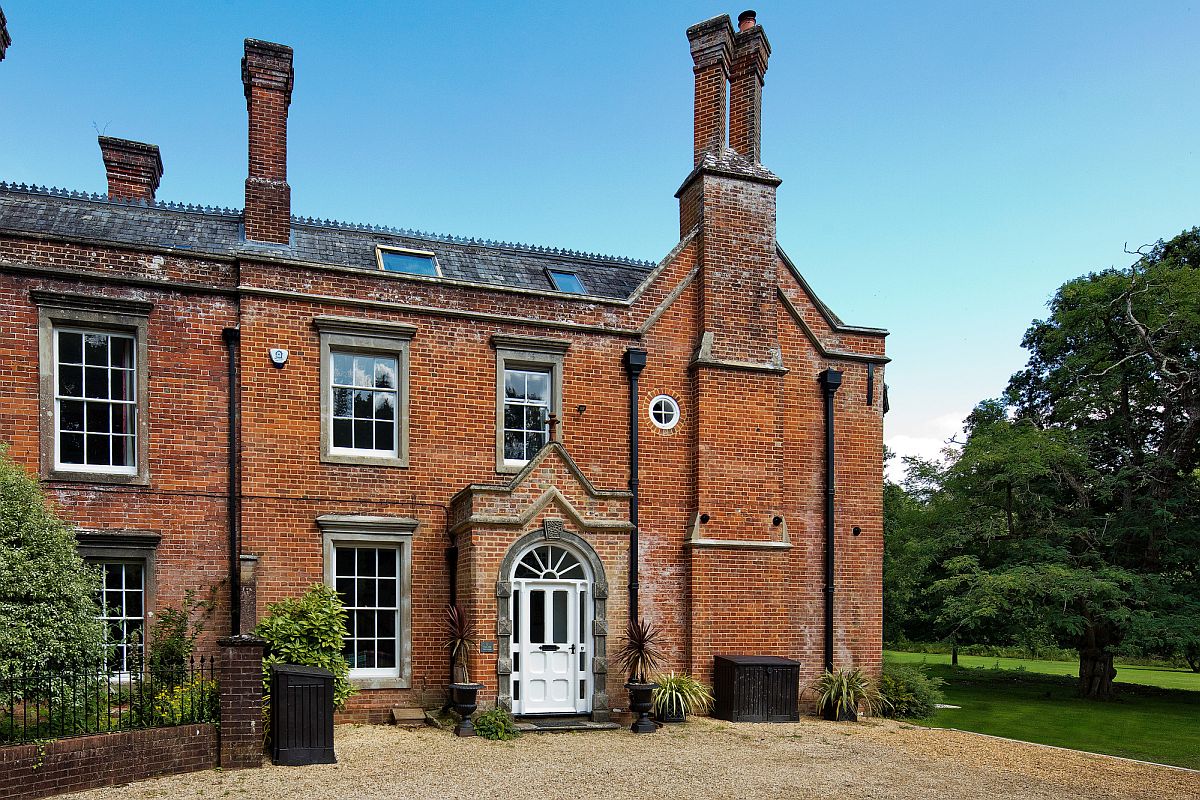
809,667,887,720
443,603,477,685
613,618,665,683
652,672,714,718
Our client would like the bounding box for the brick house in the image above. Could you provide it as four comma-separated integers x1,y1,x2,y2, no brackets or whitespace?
0,11,887,723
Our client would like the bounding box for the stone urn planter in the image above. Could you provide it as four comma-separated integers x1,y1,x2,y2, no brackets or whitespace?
625,681,659,734
449,682,483,737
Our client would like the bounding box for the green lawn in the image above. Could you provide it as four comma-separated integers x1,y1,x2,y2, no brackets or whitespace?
884,649,1200,691
883,659,1200,769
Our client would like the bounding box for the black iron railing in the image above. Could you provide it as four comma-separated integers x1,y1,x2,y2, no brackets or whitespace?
0,656,218,745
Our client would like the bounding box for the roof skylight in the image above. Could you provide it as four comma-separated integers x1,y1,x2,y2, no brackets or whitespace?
547,269,587,294
377,246,439,276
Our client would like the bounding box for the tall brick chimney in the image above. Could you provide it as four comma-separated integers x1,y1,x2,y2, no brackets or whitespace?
1,7,12,62
678,13,785,550
98,137,163,203
729,11,770,162
686,15,734,166
241,39,293,244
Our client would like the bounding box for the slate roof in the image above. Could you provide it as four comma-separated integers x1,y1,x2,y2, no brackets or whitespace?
0,182,656,301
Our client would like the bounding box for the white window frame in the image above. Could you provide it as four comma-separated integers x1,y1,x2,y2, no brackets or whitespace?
95,560,147,674
492,335,569,474
76,529,160,677
52,327,139,475
648,394,681,431
315,316,414,468
501,367,553,468
318,515,416,689
34,291,152,485
328,350,401,458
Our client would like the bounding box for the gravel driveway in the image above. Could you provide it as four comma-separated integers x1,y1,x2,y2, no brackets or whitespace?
61,717,1198,800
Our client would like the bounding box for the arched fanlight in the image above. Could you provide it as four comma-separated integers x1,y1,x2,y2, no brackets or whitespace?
514,544,585,580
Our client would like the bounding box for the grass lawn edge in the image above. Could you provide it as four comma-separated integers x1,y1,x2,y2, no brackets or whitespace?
924,724,1200,774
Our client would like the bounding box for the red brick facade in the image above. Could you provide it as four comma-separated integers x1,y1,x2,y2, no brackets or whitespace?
0,13,886,724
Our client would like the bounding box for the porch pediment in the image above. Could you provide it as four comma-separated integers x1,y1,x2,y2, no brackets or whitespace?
449,442,632,536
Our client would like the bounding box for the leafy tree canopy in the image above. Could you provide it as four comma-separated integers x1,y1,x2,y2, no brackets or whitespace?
886,229,1200,697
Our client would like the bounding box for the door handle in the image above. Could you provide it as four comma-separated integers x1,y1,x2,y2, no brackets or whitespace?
539,644,559,652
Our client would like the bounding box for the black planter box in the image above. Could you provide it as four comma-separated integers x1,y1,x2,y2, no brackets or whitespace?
712,655,800,723
270,663,337,766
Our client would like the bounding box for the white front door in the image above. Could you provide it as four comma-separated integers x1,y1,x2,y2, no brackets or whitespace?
510,545,591,715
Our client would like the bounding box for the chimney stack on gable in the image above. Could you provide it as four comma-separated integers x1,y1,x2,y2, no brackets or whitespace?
1,7,11,62
241,39,293,244
686,15,735,166
730,11,770,162
98,137,163,203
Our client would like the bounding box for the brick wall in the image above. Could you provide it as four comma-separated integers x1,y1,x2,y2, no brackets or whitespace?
0,255,238,654
218,636,265,768
0,725,218,800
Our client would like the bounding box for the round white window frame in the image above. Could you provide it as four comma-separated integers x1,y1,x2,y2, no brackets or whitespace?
648,394,681,431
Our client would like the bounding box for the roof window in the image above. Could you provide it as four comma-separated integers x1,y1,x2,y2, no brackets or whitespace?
376,246,440,277
547,269,587,294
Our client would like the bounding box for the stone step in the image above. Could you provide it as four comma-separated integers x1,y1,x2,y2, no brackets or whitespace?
515,715,621,734
390,707,428,727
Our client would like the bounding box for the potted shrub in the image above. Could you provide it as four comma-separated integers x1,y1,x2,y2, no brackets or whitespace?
613,618,665,734
443,603,482,737
809,667,885,722
652,671,713,723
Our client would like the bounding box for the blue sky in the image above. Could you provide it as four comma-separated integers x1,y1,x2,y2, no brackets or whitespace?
2,2,1197,477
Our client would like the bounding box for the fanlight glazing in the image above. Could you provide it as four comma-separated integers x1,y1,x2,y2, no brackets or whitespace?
514,544,585,580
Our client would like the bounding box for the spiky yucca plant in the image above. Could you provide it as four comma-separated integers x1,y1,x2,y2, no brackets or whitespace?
809,667,888,719
443,603,477,684
613,618,665,683
652,672,714,718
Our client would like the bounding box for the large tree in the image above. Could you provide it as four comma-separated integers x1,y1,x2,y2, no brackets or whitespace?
909,229,1200,698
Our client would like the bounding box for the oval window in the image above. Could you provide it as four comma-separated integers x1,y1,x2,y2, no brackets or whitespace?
648,395,680,431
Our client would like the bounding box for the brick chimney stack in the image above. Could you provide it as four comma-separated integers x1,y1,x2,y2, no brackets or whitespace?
730,11,770,162
686,15,734,166
98,137,163,203
241,39,293,244
1,7,12,62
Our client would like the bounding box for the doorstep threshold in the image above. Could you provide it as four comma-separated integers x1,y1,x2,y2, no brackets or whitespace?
514,714,620,733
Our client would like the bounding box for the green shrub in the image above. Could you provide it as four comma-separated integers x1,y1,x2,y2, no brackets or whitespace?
0,448,104,675
148,587,217,686
809,667,886,718
879,662,945,719
473,707,519,741
147,675,219,726
255,584,354,710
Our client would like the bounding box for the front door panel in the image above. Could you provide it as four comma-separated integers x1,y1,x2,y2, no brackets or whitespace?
515,580,586,714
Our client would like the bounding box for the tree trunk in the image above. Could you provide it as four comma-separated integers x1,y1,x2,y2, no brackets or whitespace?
453,656,469,685
1078,647,1116,699
951,643,959,667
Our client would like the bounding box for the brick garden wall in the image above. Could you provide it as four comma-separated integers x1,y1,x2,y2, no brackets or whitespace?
0,724,219,800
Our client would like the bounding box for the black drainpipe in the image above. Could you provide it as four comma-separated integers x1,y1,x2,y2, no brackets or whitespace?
818,368,842,672
623,348,648,624
222,327,242,636
446,541,458,687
